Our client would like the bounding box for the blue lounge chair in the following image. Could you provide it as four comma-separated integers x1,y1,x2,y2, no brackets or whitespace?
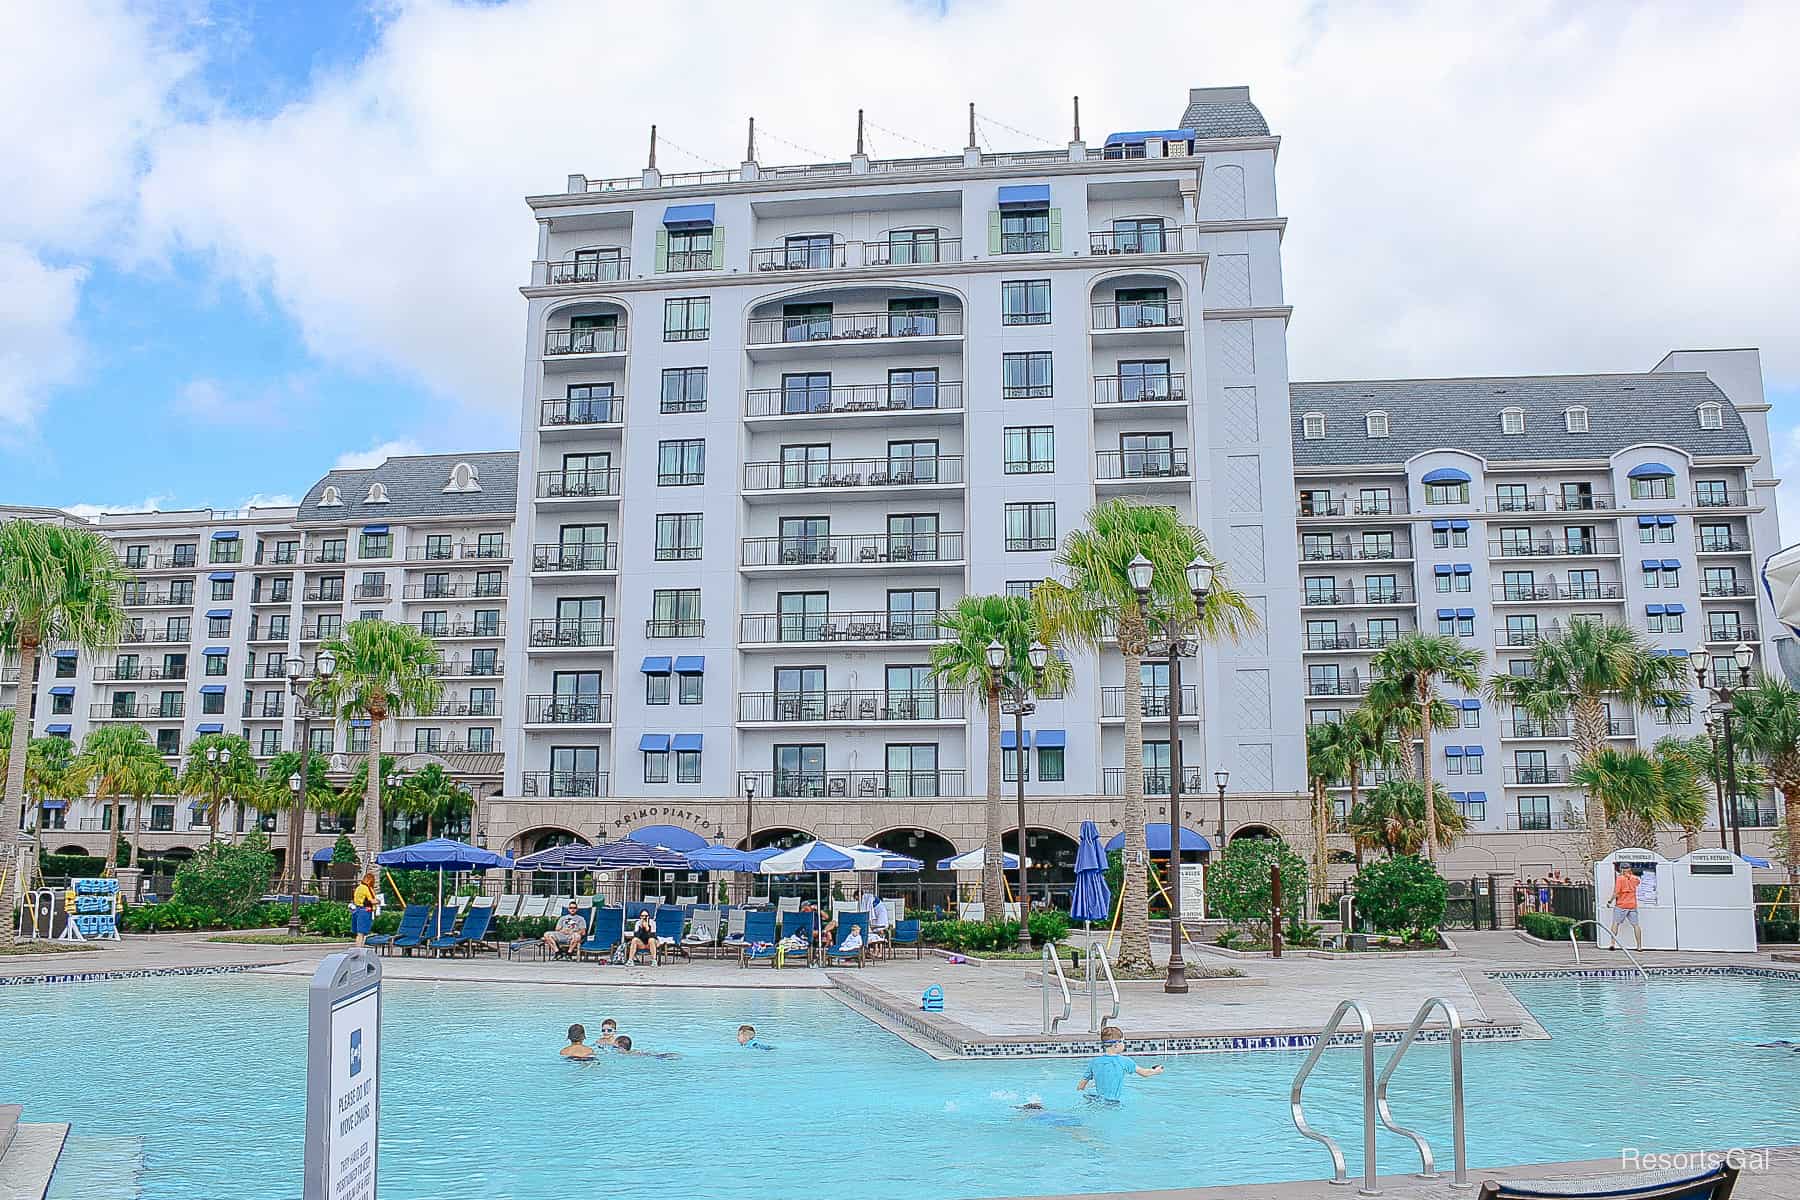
654,906,687,963
1477,1161,1737,1199
625,901,656,926
825,912,871,967
579,907,625,961
366,905,427,954
777,910,816,968
391,906,449,956
889,918,923,959
737,911,782,968
430,903,494,956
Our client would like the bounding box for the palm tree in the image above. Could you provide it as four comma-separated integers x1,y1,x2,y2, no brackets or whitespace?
316,620,443,864
263,750,335,882
1346,778,1469,858
1340,706,1400,866
929,595,1070,914
1369,634,1484,864
79,725,169,867
0,519,131,941
176,732,259,845
1653,734,1766,853
1571,747,1708,852
1363,676,1457,784
1488,619,1689,862
1033,499,1258,972
20,735,90,856
1305,722,1351,910
1729,676,1800,886
394,763,472,840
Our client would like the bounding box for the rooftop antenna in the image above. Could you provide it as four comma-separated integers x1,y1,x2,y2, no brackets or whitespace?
966,101,977,151
647,124,657,170
746,116,756,163
856,108,865,156
1072,95,1081,142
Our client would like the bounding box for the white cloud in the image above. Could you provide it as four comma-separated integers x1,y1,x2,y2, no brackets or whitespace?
61,495,175,519
335,440,425,471
170,374,303,426
238,492,299,509
1773,425,1800,542
0,245,86,435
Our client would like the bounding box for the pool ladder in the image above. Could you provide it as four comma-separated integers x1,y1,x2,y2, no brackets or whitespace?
1290,997,1469,1194
1039,942,1122,1035
1567,920,1650,981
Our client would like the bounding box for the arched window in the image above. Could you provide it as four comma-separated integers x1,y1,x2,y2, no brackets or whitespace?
1564,406,1589,433
318,486,343,507
1301,412,1326,440
1500,407,1525,435
444,462,481,493
1697,402,1723,430
1365,411,1389,438
364,482,389,504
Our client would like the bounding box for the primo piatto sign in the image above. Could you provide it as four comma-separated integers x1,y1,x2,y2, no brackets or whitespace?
304,949,382,1200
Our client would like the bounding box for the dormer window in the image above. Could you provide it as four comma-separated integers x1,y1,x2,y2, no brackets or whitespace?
1500,407,1525,435
319,486,343,507
1302,412,1326,440
1564,406,1589,433
364,483,389,504
444,462,482,493
1697,402,1723,430
1365,411,1389,439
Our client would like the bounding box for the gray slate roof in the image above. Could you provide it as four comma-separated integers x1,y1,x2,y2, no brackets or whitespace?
1180,86,1270,138
1289,372,1751,467
297,451,518,524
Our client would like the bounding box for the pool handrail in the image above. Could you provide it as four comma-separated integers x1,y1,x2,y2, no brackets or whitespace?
1086,939,1121,1033
1568,919,1649,981
1375,997,1468,1189
1290,998,1379,1195
1042,943,1072,1033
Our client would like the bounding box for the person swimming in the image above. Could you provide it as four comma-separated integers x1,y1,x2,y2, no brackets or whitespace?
560,1023,596,1061
612,1034,680,1061
597,1018,619,1046
736,1023,775,1050
1077,1026,1162,1104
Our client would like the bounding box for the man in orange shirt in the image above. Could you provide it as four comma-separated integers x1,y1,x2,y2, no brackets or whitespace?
1608,865,1643,951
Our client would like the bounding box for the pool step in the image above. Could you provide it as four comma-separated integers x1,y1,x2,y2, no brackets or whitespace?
0,1104,18,1163
44,1134,145,1200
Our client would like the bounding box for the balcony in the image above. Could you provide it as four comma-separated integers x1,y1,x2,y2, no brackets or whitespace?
523,695,614,726
1301,540,1414,563
1297,497,1409,519
1701,580,1752,598
521,771,610,799
737,769,966,799
1504,765,1572,785
741,531,963,569
737,690,963,724
1492,583,1625,602
1695,536,1751,554
1102,767,1208,796
1087,228,1183,255
126,553,200,572
539,396,623,428
1093,373,1187,408
1505,810,1582,831
352,584,391,601
645,619,705,639
1307,673,1366,697
242,699,286,720
1095,448,1190,483
742,455,963,494
1090,299,1184,331
744,308,963,347
536,469,621,500
1100,685,1198,719
251,626,293,644
120,627,188,644
250,590,293,606
743,380,963,421
1494,628,1551,648
740,611,945,645
404,542,511,562
1501,717,1636,739
302,587,345,604
409,621,505,640
1303,633,1400,652
528,618,616,649
303,548,348,565
121,590,194,608
1702,625,1757,644
428,659,504,679
865,237,962,267
1694,490,1749,508
402,581,507,600
749,242,848,272
1301,586,1414,608
422,700,502,718
93,664,186,681
535,255,629,285
1487,493,1615,512
92,702,185,720
1490,538,1620,559
530,543,618,573
544,326,627,356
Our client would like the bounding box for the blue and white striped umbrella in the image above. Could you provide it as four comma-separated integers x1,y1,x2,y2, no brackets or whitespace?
756,840,856,874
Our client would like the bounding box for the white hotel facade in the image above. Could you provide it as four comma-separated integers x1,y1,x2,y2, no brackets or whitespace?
11,86,1788,884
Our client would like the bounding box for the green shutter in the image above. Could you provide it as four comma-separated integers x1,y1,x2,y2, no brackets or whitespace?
655,229,668,273
1048,208,1063,252
711,226,725,271
987,210,1002,255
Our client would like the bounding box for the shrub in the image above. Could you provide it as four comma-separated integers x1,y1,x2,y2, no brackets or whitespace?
121,901,220,932
919,918,1025,952
1286,919,1323,948
1520,912,1580,942
494,916,555,943
1210,838,1309,938
1350,855,1447,936
331,835,358,866
1028,910,1070,946
301,903,355,938
39,852,109,879
171,835,276,921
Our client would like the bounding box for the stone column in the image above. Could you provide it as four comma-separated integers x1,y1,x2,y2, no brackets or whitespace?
114,867,145,905
1490,868,1518,929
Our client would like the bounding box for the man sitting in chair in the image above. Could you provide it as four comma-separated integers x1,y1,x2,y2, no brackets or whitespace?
541,902,588,959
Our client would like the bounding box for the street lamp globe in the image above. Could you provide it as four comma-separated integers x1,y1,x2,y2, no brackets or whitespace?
1126,554,1154,596
984,638,1006,671
1186,557,1215,600
1692,648,1712,680
284,657,303,682
1214,768,1230,790
289,772,302,795
1027,640,1050,673
206,745,218,764
744,775,757,800
316,649,338,678
1735,641,1755,678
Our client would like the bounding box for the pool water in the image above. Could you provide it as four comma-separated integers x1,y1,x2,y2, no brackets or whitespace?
6,972,1797,1199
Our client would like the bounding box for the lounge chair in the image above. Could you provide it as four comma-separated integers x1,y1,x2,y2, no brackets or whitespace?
676,895,699,906
393,906,449,956
625,901,657,926
777,910,816,968
721,907,749,951
654,906,688,962
683,908,721,957
889,918,923,959
431,901,494,956
518,896,550,919
738,911,783,968
579,906,625,961
366,905,428,954
825,912,871,967
1477,1162,1737,1199
959,902,986,921
494,894,522,918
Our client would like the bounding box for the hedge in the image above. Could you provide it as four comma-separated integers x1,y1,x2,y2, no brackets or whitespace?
919,912,1069,952
39,853,110,878
1519,912,1581,942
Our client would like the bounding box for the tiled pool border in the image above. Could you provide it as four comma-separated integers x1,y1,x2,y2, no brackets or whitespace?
0,964,264,988
1490,964,1800,982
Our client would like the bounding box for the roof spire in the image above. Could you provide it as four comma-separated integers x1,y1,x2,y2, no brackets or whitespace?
856,108,865,156
647,124,657,170
1072,95,1081,143
966,101,977,151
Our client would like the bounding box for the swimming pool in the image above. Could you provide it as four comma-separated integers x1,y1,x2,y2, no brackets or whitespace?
7,970,1797,1199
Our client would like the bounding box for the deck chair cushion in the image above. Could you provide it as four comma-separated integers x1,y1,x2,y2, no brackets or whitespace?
1478,1163,1737,1199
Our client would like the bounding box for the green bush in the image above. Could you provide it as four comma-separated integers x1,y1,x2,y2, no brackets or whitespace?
1520,912,1580,942
332,835,359,866
121,901,219,932
300,904,355,937
1286,918,1323,947
39,852,109,879
494,916,555,943
171,835,276,921
1210,838,1309,937
1028,910,1070,945
1350,854,1447,937
919,918,1026,952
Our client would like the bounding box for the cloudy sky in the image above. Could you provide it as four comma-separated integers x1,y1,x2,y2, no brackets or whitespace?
5,0,1799,525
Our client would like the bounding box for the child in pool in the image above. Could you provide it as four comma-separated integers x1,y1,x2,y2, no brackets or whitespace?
560,1024,596,1061
737,1024,776,1050
1078,1026,1162,1103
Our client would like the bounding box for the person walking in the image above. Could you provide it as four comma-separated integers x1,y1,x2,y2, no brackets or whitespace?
1607,865,1643,951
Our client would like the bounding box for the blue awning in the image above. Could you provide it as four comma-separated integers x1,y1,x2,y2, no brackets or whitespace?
1638,515,1658,527
1432,520,1450,531
1456,607,1476,618
1449,791,1466,802
1671,649,1689,658
638,733,670,753
49,685,74,696
673,656,705,673
1466,745,1484,756
1641,559,1662,570
1666,603,1685,614
1657,515,1677,527
199,684,226,694
1102,129,1194,146
1421,467,1471,484
1445,746,1463,757
997,184,1050,208
1469,791,1487,803
671,733,703,752
1104,823,1211,853
662,203,715,229
51,649,77,658
196,723,224,733
41,799,67,810
206,609,232,619
1744,855,1773,868
1460,699,1481,710
1434,565,1452,576
1646,604,1666,615
45,723,71,735
1437,608,1456,619
312,846,338,864
203,646,229,656
1628,462,1674,479
1661,559,1681,570
1450,519,1470,530
1035,729,1067,748
362,524,388,535
627,824,707,852
208,571,235,581
350,718,370,728
641,656,672,674
1453,563,1472,573
211,530,239,540
1001,729,1031,750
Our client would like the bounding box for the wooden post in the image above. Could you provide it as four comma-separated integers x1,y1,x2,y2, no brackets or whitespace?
1270,862,1283,958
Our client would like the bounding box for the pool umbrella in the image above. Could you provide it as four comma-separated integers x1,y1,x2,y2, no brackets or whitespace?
936,848,1019,871
756,840,855,909
842,844,923,872
686,844,757,872
376,838,512,922
582,839,688,905
1101,823,1211,855
1071,820,1111,932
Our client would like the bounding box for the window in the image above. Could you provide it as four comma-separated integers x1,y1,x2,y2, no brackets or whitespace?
1565,406,1589,433
1638,520,1670,544
1703,566,1737,596
1518,796,1552,831
651,589,702,638
1425,480,1470,505
773,744,826,797
171,544,198,567
268,614,289,639
666,226,714,272
1002,352,1053,399
205,652,227,677
1643,564,1679,589
886,743,940,797
1446,749,1465,776
1037,745,1065,782
646,670,670,705
1567,569,1600,600
1110,217,1166,253
1647,608,1682,634
49,691,72,715
781,233,836,269
776,591,828,643
1003,746,1029,783
472,608,500,636
675,749,701,784
416,532,448,560
209,578,232,601
318,537,346,563
269,578,291,602
467,728,494,753
1452,567,1471,593
887,367,940,410
364,483,388,504
1500,407,1525,435
1001,280,1051,325
999,205,1050,254
444,461,481,493
1115,359,1173,402
1357,488,1393,516
208,615,230,638
210,538,242,564
316,577,345,602
476,532,505,560
201,690,225,715
360,531,391,558
1697,402,1723,430
1119,431,1176,477
1004,426,1055,474
1365,411,1389,438
887,296,939,336
1493,484,1529,513
1461,703,1481,729
663,296,710,341
551,747,599,797
887,589,939,637
1302,412,1325,440
654,514,703,560
657,439,705,486
887,439,940,483
1631,473,1676,501
660,367,707,413
470,648,498,675
123,545,148,568
881,228,941,265
677,668,703,705
155,730,180,756
1693,479,1730,507
357,571,387,600
1708,611,1742,643
1005,503,1055,551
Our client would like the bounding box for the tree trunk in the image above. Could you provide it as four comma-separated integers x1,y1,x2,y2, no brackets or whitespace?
981,683,1005,917
1571,693,1614,865
113,801,126,867
1,629,40,949
1312,779,1329,912
1781,776,1800,893
1117,625,1151,972
1348,764,1364,867
363,703,385,867
1418,678,1439,864
131,794,144,872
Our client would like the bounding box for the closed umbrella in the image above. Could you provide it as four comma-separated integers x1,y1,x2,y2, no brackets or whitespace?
1071,820,1111,931
936,848,1019,872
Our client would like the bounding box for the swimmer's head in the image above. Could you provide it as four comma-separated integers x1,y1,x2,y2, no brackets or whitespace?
567,1023,585,1044
615,1035,633,1052
601,1018,617,1033
737,1024,756,1044
1099,1025,1124,1048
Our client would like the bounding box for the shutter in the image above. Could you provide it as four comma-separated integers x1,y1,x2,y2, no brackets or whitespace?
655,229,668,272
987,210,1001,255
1048,208,1063,252
711,226,725,270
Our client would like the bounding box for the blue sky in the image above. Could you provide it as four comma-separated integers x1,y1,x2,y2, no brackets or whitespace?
5,0,1798,524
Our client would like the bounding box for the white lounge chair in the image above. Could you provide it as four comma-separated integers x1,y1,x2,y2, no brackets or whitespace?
519,896,550,918
494,894,522,918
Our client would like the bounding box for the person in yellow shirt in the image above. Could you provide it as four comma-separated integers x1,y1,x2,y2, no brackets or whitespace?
350,872,378,947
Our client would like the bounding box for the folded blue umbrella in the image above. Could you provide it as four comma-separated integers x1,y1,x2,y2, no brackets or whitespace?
1071,820,1111,925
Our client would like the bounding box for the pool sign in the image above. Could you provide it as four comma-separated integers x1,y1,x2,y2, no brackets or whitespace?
304,949,382,1200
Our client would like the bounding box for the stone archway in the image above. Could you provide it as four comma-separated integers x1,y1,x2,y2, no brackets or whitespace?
1231,823,1282,841
866,827,958,916
1003,827,1079,909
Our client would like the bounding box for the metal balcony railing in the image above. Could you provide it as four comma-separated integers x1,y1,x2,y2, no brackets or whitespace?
739,611,944,643
1099,685,1198,718
540,396,623,427
1501,717,1636,738
1506,811,1581,831
93,665,185,681
1095,449,1190,480
1703,625,1756,644
749,242,848,272
92,702,185,720
1090,298,1184,330
1088,227,1182,255
544,326,627,355
523,695,614,725
1695,536,1751,553
741,532,962,568
422,700,501,718
303,587,344,603
1102,767,1208,796
1301,541,1412,562
538,255,628,285
1693,490,1749,508
251,626,293,643
1494,628,1551,647
1301,587,1414,607
645,619,705,639
528,618,615,648
738,690,963,723
403,542,509,562
120,627,188,644
426,659,504,678
864,237,962,267
304,548,347,564
1492,583,1625,602
351,585,391,601
1296,496,1409,518
1303,633,1402,651
536,469,621,499
531,543,618,572
1093,373,1187,405
1491,539,1620,558
744,380,962,418
521,771,610,798
743,455,963,491
1701,580,1752,597
1307,675,1366,697
1488,493,1615,512
402,581,506,600
409,621,505,640
1504,765,1572,785
737,769,966,799
745,308,963,345
121,590,194,608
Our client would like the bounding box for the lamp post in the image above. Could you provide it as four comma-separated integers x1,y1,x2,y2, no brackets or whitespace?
987,635,1050,950
1128,552,1216,994
1692,642,1754,858
1703,710,1728,851
284,649,337,936
741,775,757,904
204,744,233,843
1214,768,1230,851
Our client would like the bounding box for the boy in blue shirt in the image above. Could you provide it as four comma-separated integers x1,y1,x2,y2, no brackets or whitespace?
1078,1026,1162,1103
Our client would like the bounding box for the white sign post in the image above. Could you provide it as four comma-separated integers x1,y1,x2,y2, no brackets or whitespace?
1179,862,1206,919
304,949,381,1200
